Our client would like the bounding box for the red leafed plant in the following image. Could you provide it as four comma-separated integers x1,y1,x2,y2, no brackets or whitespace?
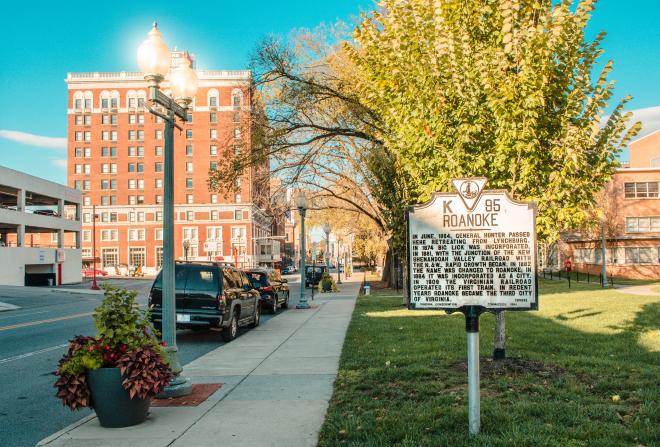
54,286,170,410
116,346,171,400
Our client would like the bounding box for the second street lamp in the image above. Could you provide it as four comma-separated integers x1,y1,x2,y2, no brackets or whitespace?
322,223,331,269
137,22,198,397
295,191,310,309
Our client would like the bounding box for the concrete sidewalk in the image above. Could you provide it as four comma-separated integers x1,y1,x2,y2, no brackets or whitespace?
38,277,361,447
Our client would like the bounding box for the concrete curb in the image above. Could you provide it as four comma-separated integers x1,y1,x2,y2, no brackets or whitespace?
49,288,103,296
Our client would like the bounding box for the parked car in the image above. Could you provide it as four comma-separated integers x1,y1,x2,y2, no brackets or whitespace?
282,265,296,275
33,209,59,217
243,268,289,314
305,265,328,288
82,268,108,278
148,261,260,342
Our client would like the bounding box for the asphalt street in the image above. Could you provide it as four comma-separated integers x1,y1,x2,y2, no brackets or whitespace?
0,274,304,447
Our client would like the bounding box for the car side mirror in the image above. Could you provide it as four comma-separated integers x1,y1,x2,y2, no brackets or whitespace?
282,279,288,283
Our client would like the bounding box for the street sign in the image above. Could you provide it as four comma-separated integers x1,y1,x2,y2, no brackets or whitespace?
56,249,66,263
204,241,219,252
406,177,538,436
407,177,538,311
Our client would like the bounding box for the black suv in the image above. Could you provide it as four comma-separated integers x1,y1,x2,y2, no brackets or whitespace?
243,268,289,314
149,261,261,342
305,265,328,288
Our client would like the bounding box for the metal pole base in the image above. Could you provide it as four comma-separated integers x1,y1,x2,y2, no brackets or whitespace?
493,348,505,360
296,300,311,309
467,331,480,435
156,374,192,399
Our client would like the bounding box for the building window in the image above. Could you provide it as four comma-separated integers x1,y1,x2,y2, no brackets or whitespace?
138,114,144,124
83,196,90,206
232,92,242,108
128,146,137,157
210,161,217,170
211,194,217,204
137,179,144,189
110,97,118,108
129,229,145,241
110,163,117,173
186,145,193,156
84,98,92,109
101,180,109,189
155,146,163,156
186,178,193,189
74,148,83,157
624,182,660,199
137,195,144,204
128,163,135,173
209,96,217,107
74,180,82,190
186,129,193,139
101,229,118,241
235,194,241,203
128,97,136,108
75,131,83,141
155,228,163,240
155,178,163,188
155,195,163,204
155,130,163,140
234,145,241,156
75,115,83,125
101,115,110,125
137,130,144,141
625,247,656,264
137,211,145,222
210,129,217,140
187,211,194,221
129,196,136,205
82,230,91,242
111,115,118,125
156,211,163,221
137,163,144,173
235,210,242,220
129,115,136,124
84,147,91,157
101,248,119,269
110,131,117,141
129,130,136,140
233,112,240,123
83,180,91,191
207,226,223,241
129,179,136,189
110,196,117,205
187,194,194,204
74,99,82,109
211,210,218,220
210,112,217,123
234,128,241,139
186,113,193,123
186,162,193,173
210,145,217,156
626,216,660,233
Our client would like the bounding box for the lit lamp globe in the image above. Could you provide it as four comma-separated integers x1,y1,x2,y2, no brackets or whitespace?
322,223,331,234
137,22,171,85
169,58,199,108
295,191,308,210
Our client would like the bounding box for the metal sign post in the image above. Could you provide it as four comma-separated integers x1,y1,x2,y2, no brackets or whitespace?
406,177,538,435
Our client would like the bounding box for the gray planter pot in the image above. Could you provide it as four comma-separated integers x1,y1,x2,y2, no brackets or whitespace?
87,367,150,428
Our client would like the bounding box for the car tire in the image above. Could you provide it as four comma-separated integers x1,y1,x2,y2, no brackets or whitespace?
281,292,289,309
270,296,278,315
250,303,261,328
222,310,239,342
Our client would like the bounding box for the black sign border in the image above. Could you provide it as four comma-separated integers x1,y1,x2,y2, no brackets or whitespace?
406,189,539,312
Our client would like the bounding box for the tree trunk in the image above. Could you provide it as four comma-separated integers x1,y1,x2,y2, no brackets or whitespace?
381,240,393,286
401,256,409,307
493,310,506,359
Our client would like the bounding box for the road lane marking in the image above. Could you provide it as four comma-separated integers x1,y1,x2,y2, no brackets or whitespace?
0,343,69,365
0,312,94,332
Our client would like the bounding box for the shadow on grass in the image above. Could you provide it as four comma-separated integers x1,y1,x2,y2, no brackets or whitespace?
318,288,659,447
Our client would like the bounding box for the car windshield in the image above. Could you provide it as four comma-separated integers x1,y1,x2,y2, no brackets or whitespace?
246,272,269,287
306,267,325,273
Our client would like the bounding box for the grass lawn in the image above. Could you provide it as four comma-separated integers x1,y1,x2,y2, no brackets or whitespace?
318,279,659,446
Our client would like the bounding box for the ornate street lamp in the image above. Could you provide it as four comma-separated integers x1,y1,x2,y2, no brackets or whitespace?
137,22,198,397
183,239,190,261
295,191,310,309
322,223,331,269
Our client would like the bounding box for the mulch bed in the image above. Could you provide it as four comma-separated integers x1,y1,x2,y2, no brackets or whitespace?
151,383,222,407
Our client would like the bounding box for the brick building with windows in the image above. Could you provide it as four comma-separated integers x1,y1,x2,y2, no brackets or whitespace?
67,51,274,275
552,130,660,279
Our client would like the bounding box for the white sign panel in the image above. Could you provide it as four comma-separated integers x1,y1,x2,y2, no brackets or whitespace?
407,178,538,310
204,241,219,252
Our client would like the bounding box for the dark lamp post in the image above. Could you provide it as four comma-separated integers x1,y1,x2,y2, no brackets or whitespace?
295,191,310,309
137,22,198,398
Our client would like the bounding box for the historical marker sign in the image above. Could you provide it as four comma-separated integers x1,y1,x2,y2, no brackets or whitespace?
407,177,538,311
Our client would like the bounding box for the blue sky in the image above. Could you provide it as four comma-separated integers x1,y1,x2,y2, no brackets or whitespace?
1,0,659,183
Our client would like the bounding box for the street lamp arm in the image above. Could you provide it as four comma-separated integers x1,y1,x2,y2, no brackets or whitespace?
144,103,183,131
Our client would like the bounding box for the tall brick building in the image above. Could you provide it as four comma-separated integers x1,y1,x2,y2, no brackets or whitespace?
67,51,274,274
